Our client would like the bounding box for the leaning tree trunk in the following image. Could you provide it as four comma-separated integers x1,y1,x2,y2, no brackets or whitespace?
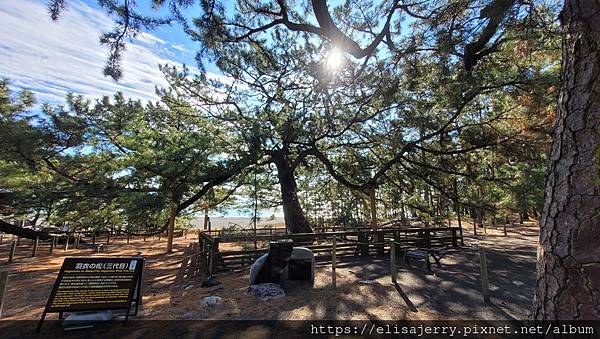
0,219,51,240
272,151,313,234
532,0,600,320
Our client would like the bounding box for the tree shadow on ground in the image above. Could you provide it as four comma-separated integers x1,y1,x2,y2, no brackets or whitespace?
161,234,536,321
1,232,537,322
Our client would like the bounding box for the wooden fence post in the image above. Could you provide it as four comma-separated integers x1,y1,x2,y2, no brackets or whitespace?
16,237,20,246
332,237,337,288
92,232,96,247
8,241,17,263
451,229,458,247
127,233,130,244
0,266,8,318
107,233,110,245
208,242,215,275
207,242,212,275
0,234,3,245
209,238,220,275
479,247,490,303
389,239,397,284
376,231,384,255
49,236,55,254
358,232,369,256
32,236,39,257
213,238,220,273
74,234,80,249
456,206,464,246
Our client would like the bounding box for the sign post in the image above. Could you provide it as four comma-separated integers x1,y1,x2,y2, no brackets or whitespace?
37,257,144,332
0,266,9,318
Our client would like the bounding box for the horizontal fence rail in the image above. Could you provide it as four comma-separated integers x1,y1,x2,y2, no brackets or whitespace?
198,227,462,273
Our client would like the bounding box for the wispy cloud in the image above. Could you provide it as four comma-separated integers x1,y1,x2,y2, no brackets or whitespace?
0,0,186,104
135,31,166,46
170,43,189,53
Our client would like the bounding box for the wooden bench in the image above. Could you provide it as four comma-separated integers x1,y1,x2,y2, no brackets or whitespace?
397,228,459,271
401,248,441,271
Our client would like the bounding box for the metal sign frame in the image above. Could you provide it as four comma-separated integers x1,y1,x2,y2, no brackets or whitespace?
36,257,144,332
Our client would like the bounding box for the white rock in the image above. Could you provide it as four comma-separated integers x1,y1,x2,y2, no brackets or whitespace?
201,295,222,306
247,283,285,301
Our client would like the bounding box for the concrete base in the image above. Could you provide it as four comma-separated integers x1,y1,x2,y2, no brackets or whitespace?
63,310,113,330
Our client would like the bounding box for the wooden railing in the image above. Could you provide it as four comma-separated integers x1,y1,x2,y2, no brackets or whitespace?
198,227,463,273
198,219,443,238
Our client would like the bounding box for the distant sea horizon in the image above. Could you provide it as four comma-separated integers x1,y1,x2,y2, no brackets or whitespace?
190,215,285,230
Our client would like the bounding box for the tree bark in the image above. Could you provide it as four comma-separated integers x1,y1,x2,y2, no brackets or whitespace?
203,205,209,230
166,204,177,254
272,151,313,234
0,219,51,240
369,186,377,229
400,202,407,228
532,0,600,320
520,208,529,222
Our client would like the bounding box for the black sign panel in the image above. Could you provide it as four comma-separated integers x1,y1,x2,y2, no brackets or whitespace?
45,257,143,312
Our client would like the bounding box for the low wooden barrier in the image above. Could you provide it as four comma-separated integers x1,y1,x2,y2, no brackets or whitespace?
176,243,208,283
199,227,462,273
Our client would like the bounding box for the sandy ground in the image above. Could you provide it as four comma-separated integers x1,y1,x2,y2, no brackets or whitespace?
0,222,539,322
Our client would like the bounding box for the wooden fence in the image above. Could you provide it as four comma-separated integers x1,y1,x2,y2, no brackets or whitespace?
199,227,462,274
201,224,376,237
201,218,449,238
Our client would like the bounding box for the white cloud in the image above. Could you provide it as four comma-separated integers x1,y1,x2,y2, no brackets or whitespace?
135,32,166,46
170,43,189,53
0,0,182,104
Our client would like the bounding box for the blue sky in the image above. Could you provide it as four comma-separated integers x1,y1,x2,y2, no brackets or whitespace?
0,0,206,104
0,0,284,218
0,0,366,106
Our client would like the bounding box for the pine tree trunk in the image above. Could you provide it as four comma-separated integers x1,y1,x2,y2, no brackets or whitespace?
203,206,209,230
520,208,529,222
272,151,313,234
532,0,600,320
400,202,407,228
166,204,177,254
369,186,377,229
0,219,50,240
